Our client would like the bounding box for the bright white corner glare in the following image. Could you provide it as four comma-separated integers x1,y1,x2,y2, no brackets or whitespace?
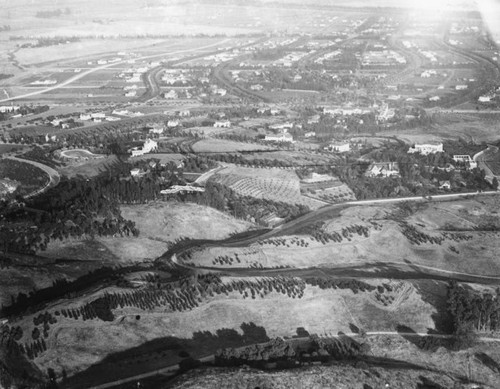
406,0,451,10
478,0,500,41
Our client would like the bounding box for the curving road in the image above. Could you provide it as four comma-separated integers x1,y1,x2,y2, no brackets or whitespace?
5,156,60,198
474,145,500,184
161,190,500,285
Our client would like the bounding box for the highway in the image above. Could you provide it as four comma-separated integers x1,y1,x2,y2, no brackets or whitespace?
0,38,232,103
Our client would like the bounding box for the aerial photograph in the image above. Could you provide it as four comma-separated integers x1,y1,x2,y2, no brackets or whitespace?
2,0,500,388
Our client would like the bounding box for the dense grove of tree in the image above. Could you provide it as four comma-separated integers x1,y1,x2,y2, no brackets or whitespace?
297,221,379,245
0,266,142,317
215,333,370,368
18,37,80,49
329,154,494,200
447,282,500,339
304,278,377,294
1,179,128,254
18,146,62,168
0,158,49,197
398,221,472,246
0,105,49,122
0,157,191,254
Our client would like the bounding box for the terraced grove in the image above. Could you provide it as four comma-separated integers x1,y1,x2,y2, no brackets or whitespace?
210,165,328,209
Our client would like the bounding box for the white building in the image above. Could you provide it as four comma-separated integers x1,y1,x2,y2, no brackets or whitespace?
163,90,178,99
304,131,316,138
326,142,350,153
214,120,231,128
269,122,293,131
214,88,227,96
160,185,205,195
377,103,395,122
365,162,400,178
408,142,443,155
130,138,158,157
167,120,180,128
148,124,165,134
91,112,106,119
80,113,92,121
478,95,493,103
265,132,294,143
250,84,264,91
453,155,477,169
0,106,20,113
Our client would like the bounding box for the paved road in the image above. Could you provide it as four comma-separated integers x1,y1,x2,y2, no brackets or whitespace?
0,39,231,103
88,331,500,389
474,146,499,184
5,156,60,198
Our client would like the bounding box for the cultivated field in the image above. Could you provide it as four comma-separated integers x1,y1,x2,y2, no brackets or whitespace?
210,165,328,209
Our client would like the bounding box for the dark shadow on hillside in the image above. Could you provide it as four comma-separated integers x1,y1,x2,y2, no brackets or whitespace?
475,352,500,374
411,280,453,334
396,324,451,352
60,322,269,389
417,375,447,389
349,323,360,334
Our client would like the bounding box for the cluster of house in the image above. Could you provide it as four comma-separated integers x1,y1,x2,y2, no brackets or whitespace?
264,122,295,143
78,110,145,124
407,142,443,155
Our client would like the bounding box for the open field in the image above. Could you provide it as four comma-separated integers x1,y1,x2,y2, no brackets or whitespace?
41,202,254,263
384,113,500,143
182,198,500,276
121,201,254,243
60,149,103,159
22,279,437,379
